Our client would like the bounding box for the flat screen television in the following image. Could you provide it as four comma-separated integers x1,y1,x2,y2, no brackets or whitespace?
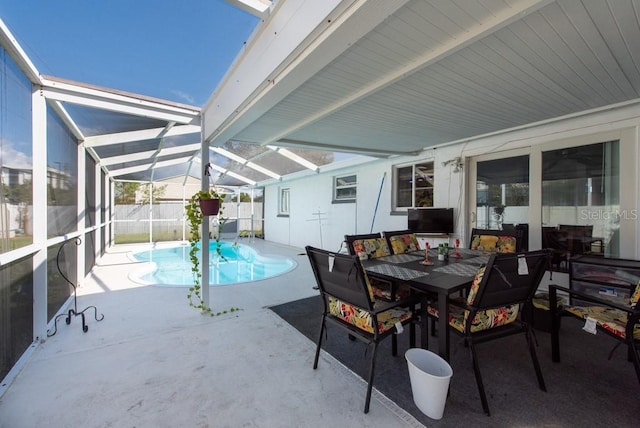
407,208,454,234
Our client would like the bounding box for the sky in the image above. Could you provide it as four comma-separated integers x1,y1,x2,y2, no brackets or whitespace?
0,0,260,106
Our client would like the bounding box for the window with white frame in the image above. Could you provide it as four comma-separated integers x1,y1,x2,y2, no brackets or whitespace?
278,187,290,216
393,162,434,209
333,174,357,202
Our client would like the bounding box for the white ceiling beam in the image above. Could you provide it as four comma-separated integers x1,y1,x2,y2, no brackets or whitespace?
101,149,158,166
101,143,200,166
41,86,199,124
211,147,281,179
108,156,192,177
209,163,257,186
257,0,555,146
203,0,410,146
225,0,271,17
84,124,200,147
0,19,41,84
41,76,200,116
159,143,201,157
274,138,408,157
192,158,256,185
47,100,85,141
267,146,318,172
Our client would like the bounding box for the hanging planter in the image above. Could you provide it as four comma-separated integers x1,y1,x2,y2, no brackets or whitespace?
198,197,220,216
185,188,231,316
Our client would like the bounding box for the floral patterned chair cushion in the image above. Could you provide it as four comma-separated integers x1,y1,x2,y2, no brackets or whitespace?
470,235,498,251
631,280,640,309
564,305,640,340
426,265,520,333
560,279,640,340
353,237,412,301
328,296,413,334
496,236,517,253
470,234,517,253
388,233,420,254
352,238,391,260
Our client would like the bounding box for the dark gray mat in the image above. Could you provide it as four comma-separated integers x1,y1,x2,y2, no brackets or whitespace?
270,295,638,427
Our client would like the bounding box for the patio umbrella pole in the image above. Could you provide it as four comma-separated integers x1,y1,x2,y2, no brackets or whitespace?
370,172,386,233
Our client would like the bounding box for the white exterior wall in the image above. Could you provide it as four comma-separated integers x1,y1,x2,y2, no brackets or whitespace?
264,102,640,258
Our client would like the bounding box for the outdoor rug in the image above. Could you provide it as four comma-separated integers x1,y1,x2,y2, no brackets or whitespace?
270,295,638,427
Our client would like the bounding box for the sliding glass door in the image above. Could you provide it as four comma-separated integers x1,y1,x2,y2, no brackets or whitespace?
473,154,530,230
468,139,622,261
542,141,620,257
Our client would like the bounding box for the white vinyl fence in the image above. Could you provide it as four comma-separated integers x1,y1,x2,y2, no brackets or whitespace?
114,202,263,243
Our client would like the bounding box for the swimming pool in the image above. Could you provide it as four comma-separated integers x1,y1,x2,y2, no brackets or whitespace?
130,242,296,286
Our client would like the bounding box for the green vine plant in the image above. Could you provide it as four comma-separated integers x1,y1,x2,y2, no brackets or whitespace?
184,188,240,316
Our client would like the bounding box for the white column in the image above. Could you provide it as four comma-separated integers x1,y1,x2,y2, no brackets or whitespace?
201,134,210,309
94,158,101,260
76,143,86,286
31,88,48,341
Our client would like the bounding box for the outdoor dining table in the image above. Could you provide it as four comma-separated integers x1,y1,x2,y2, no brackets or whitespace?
360,248,489,361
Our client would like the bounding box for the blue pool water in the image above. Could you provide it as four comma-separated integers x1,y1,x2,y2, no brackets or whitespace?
130,242,296,286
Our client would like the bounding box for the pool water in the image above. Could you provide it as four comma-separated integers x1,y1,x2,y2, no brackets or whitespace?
130,242,296,286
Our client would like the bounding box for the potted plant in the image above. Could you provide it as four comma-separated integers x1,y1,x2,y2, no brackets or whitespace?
493,204,506,229
493,204,506,216
184,188,237,316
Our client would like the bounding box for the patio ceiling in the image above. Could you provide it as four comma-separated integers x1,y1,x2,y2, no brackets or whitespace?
19,0,640,188
203,0,640,157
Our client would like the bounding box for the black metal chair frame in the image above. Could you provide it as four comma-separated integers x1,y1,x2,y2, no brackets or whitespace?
542,226,570,271
558,224,603,255
306,245,417,413
429,249,550,415
549,283,640,384
344,233,401,302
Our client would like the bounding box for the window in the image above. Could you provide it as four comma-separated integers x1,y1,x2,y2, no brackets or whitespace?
394,162,434,209
0,46,33,253
542,141,620,257
333,174,357,202
278,187,290,216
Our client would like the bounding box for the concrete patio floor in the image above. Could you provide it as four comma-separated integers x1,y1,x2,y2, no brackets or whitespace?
0,239,424,427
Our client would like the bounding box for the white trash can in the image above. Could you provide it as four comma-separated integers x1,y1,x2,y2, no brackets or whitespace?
405,348,453,420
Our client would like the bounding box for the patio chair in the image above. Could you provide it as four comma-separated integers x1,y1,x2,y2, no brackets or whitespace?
426,250,551,415
382,230,421,255
549,278,640,384
306,245,417,413
469,228,521,253
542,226,570,270
344,233,411,302
502,223,528,251
558,224,603,255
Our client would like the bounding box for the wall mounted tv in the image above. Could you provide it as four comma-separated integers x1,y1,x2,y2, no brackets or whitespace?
407,208,454,234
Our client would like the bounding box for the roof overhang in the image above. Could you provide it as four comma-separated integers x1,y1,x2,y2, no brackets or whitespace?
203,0,640,158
